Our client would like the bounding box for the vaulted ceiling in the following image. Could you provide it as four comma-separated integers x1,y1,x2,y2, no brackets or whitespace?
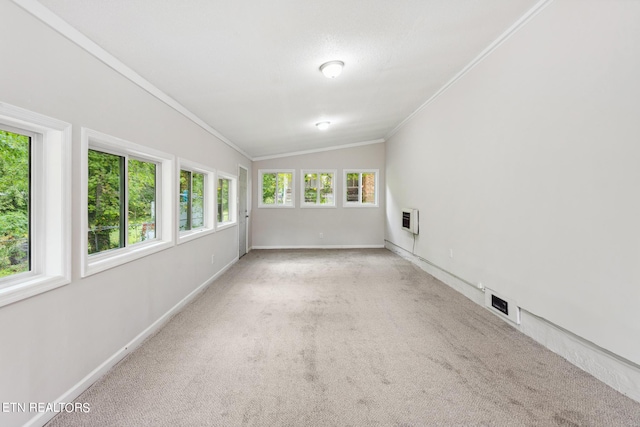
37,0,540,159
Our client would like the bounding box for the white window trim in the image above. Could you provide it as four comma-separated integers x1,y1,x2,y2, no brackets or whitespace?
258,169,296,208
216,171,237,230
0,103,71,308
343,169,379,208
177,158,216,244
81,128,174,277
300,169,337,208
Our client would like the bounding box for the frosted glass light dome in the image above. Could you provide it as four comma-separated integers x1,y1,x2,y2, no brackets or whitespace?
319,61,344,78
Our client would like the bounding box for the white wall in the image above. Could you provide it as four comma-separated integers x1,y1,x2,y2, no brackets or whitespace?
252,143,385,248
0,2,250,426
386,0,640,371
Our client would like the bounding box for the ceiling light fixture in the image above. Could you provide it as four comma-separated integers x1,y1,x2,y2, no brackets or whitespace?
319,61,344,79
315,121,331,130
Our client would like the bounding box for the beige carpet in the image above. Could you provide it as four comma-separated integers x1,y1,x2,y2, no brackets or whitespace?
48,249,640,426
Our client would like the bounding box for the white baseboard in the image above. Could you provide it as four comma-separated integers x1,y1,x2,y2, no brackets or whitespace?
24,257,238,427
385,240,640,403
251,244,385,250
520,310,640,403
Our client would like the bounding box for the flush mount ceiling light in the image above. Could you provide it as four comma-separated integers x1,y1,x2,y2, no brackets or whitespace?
315,121,331,130
319,61,344,79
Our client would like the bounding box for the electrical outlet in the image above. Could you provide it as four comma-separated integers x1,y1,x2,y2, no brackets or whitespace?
319,232,323,239
211,254,215,264
449,249,454,259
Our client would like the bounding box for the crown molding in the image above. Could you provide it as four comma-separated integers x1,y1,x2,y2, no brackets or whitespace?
385,0,555,141
252,138,385,162
12,0,252,160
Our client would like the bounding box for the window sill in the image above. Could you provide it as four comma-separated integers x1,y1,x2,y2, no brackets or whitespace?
0,274,71,308
178,227,215,245
216,222,237,231
300,204,337,209
343,203,379,208
82,239,173,277
257,204,295,209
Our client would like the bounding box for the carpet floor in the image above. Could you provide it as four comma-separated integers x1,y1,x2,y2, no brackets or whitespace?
47,249,640,426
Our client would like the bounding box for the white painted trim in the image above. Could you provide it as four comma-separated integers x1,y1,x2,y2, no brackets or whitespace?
24,256,239,427
216,222,237,232
385,0,554,141
385,241,484,306
81,128,175,277
257,169,296,208
343,169,379,207
252,245,385,250
300,169,337,208
253,139,385,161
12,0,251,161
0,102,72,308
237,164,250,258
385,240,640,404
520,310,640,403
216,170,238,229
177,158,216,245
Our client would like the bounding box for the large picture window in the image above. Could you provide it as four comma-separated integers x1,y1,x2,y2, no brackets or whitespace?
82,129,174,277
259,169,294,208
0,103,71,308
344,170,379,207
301,170,336,207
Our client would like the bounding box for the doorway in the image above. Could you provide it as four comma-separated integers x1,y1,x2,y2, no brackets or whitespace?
238,165,248,258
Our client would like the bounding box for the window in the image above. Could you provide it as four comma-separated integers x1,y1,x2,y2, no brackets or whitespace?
1,127,31,279
178,159,215,243
300,170,336,207
87,151,157,254
180,170,204,231
0,103,71,308
259,170,294,208
344,170,379,207
82,129,174,277
217,171,237,228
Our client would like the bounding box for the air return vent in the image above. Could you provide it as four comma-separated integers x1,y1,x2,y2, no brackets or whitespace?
484,288,520,324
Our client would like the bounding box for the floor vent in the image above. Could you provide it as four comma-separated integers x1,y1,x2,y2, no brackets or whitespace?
484,288,521,324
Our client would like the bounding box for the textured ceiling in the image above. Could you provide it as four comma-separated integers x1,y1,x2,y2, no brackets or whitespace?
38,0,539,158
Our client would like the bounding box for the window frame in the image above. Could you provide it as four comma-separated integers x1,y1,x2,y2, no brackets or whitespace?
81,128,174,277
258,169,295,208
0,103,71,308
177,158,215,244
343,169,379,207
300,169,337,208
216,171,237,230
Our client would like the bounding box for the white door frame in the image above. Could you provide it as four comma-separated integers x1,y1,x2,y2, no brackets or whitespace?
238,164,249,257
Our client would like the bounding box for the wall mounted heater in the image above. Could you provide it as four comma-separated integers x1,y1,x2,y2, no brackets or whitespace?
402,208,419,234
